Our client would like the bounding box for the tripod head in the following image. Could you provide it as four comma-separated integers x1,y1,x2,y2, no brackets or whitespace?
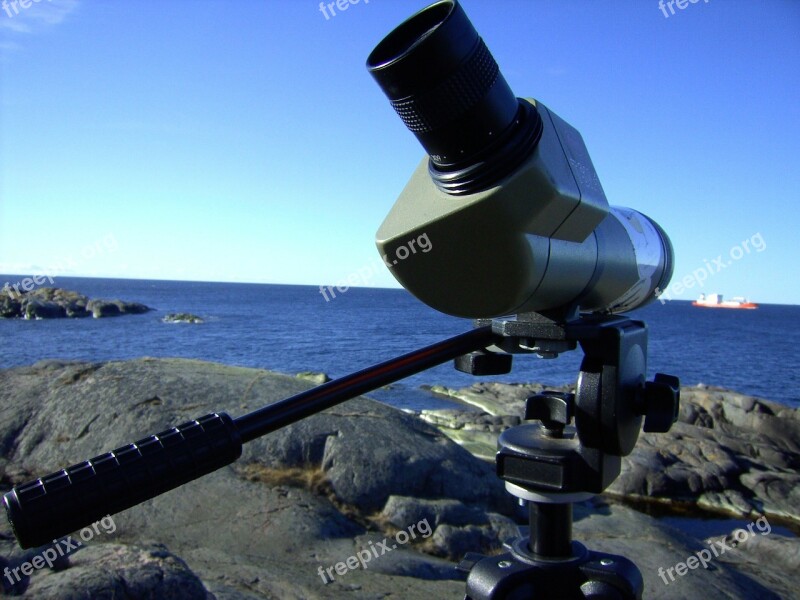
467,312,679,496
450,312,679,598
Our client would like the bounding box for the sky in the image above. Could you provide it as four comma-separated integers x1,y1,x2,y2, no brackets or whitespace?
0,0,798,305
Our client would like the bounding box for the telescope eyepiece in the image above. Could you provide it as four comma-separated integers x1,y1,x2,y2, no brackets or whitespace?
367,0,541,194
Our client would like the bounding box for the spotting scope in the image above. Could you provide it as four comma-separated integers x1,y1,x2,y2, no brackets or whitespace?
367,0,673,319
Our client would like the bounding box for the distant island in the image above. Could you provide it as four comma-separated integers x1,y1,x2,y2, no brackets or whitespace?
0,287,152,319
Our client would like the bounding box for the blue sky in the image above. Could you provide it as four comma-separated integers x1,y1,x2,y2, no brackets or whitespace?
1,0,798,305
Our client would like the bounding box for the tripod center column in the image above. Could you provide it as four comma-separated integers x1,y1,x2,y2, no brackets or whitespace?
529,502,573,559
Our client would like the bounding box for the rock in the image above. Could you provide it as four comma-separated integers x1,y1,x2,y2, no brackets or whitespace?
162,312,204,324
697,489,754,516
0,359,796,598
380,496,519,559
382,496,488,529
705,524,800,594
0,359,500,599
296,371,331,384
87,299,121,317
0,294,21,317
64,299,90,318
3,542,209,599
572,499,791,599
611,385,800,522
420,382,800,525
246,392,510,515
0,287,152,319
87,299,149,318
23,300,65,320
418,410,521,460
431,524,484,559
737,471,800,521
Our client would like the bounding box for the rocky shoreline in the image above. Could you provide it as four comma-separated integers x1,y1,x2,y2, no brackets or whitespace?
419,382,800,527
0,359,796,598
0,287,152,319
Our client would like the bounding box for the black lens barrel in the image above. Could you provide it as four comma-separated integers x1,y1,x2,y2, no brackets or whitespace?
367,0,539,193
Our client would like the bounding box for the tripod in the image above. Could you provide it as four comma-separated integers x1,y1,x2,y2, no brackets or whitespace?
453,312,679,599
3,311,678,599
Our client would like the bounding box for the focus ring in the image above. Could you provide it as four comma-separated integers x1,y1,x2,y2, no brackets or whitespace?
390,38,498,133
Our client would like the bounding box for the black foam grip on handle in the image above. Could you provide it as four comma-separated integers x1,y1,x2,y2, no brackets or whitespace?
3,412,242,549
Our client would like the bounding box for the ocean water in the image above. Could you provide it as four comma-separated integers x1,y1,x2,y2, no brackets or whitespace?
1,276,798,411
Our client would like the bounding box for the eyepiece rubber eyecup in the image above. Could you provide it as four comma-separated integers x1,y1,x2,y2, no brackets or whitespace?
367,0,541,193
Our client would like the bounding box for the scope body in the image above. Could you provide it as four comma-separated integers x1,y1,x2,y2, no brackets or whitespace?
369,1,673,318
376,98,672,318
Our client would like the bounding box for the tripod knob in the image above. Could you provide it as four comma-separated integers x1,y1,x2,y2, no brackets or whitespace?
524,392,574,436
641,373,680,432
454,350,513,375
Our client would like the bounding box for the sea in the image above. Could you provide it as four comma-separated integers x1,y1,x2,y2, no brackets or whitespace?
1,276,798,411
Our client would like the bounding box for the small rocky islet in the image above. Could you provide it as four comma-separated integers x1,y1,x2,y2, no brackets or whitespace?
0,358,796,598
162,313,204,324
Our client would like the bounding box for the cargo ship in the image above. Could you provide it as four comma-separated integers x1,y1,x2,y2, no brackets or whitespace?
692,293,758,309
